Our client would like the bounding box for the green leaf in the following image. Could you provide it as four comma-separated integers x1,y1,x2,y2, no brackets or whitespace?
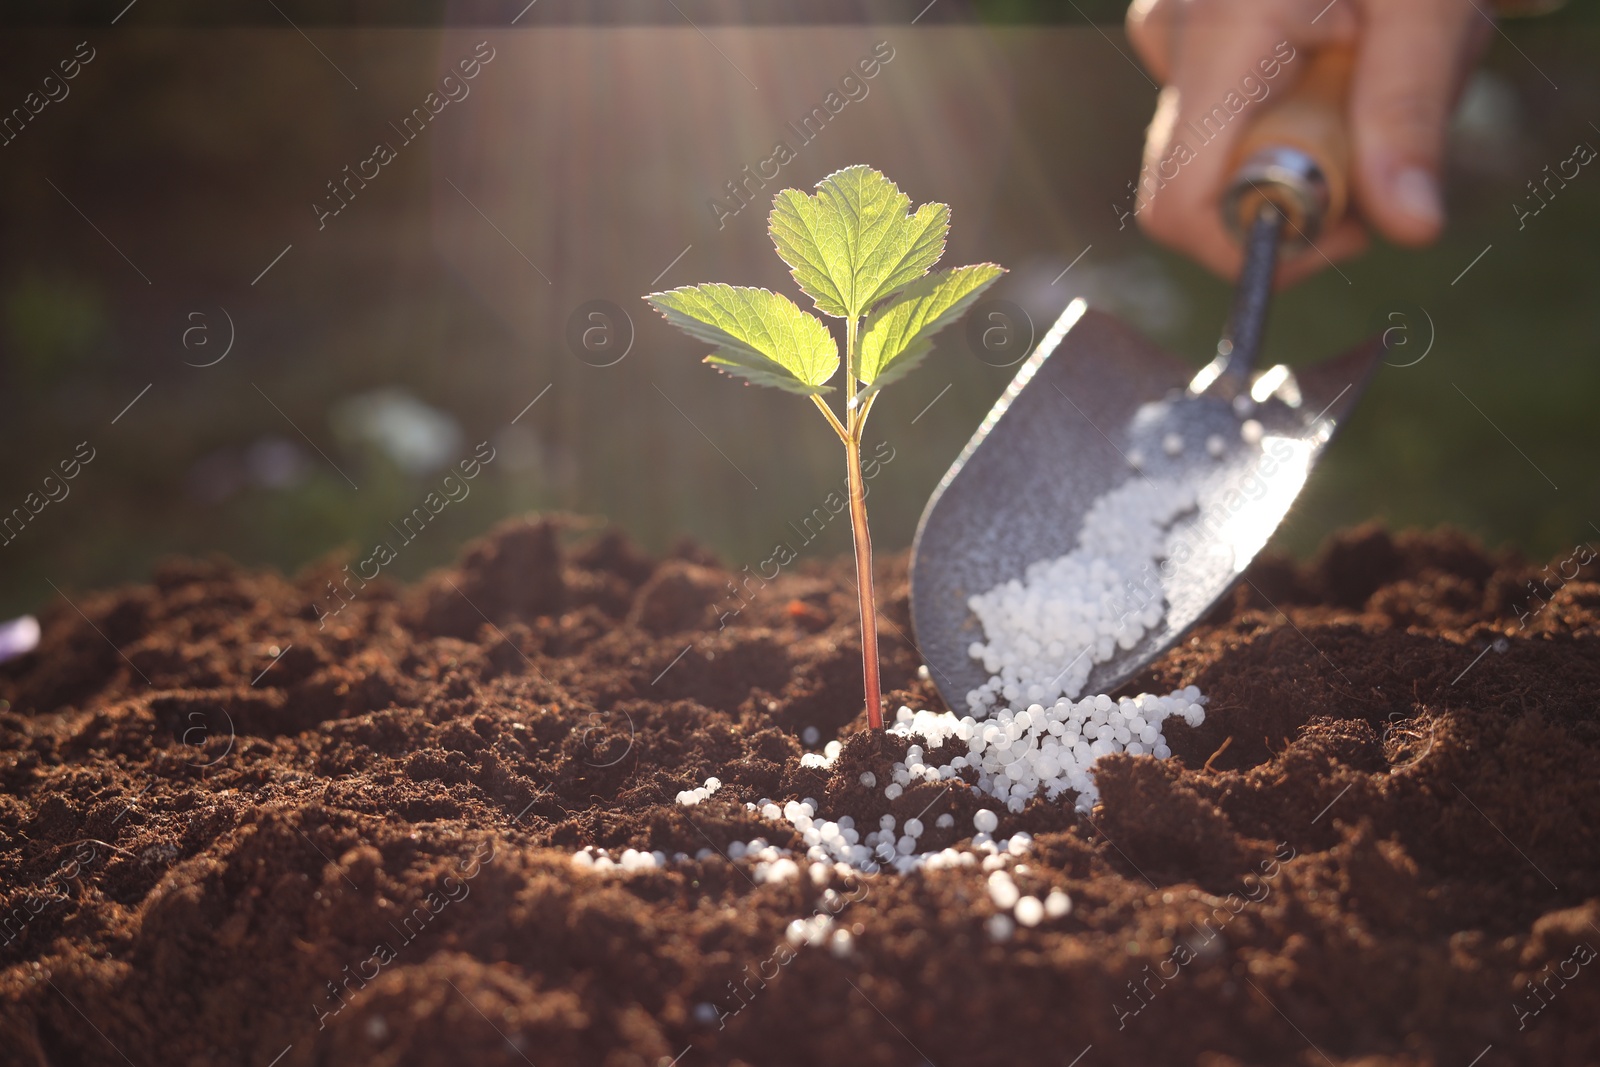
769,165,949,320
857,263,1005,392
645,283,839,395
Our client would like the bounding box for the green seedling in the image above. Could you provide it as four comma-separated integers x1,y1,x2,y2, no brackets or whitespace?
645,165,1004,730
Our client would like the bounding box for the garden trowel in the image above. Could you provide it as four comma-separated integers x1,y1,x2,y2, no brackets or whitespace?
910,47,1385,713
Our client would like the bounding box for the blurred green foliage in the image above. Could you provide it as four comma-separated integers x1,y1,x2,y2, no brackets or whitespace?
4,272,107,387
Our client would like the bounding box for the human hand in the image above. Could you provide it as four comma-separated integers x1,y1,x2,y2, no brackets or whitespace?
1125,0,1492,284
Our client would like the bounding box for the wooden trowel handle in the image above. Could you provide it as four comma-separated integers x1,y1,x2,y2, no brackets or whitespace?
1222,45,1355,244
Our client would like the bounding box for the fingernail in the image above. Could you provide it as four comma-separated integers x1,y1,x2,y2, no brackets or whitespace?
1393,166,1443,229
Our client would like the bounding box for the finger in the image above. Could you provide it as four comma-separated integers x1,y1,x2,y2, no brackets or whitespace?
1134,0,1358,280
1348,0,1485,247
1126,0,1178,83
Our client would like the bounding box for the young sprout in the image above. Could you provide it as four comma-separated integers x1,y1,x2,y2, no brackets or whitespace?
646,165,1004,729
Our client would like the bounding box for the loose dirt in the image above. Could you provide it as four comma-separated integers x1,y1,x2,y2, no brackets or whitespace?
2,518,1597,1066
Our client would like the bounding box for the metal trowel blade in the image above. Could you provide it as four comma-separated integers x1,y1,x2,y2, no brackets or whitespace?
909,298,1383,714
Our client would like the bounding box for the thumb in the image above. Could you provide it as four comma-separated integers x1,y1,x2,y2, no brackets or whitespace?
1349,0,1486,246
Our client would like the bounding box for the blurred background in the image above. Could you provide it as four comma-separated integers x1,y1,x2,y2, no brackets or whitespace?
1,0,1596,617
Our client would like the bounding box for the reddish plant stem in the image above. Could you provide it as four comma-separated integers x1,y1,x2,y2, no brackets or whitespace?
845,429,883,730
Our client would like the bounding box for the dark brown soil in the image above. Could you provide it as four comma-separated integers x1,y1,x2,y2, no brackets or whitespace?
2,518,1597,1067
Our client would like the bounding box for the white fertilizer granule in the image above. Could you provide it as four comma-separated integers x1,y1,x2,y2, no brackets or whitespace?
676,776,721,806
799,740,844,769
931,474,1209,812
887,689,1205,813
963,476,1197,713
1013,895,1044,927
